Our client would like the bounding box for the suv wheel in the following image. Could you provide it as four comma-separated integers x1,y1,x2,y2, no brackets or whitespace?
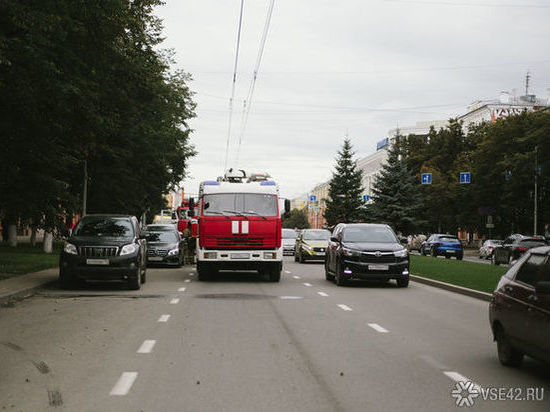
335,263,348,286
59,268,73,290
431,247,437,257
128,271,141,290
396,276,409,288
495,327,523,367
325,259,334,281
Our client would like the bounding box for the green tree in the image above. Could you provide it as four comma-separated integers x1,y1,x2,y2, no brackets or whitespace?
282,209,310,229
369,138,425,234
324,139,365,226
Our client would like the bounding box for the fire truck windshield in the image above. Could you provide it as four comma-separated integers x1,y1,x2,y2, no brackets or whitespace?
203,193,277,217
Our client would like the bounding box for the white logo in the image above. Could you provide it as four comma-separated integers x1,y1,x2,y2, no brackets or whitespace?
451,381,479,407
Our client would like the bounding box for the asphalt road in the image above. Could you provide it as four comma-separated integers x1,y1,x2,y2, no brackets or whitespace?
1,258,548,411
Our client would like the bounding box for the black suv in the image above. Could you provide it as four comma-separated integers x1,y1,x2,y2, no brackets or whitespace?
59,215,147,289
325,223,409,287
492,234,546,265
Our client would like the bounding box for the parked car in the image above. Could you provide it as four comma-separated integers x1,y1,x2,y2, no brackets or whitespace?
59,215,147,290
325,223,409,287
489,246,550,367
146,223,179,233
294,229,331,263
492,235,547,265
479,239,502,259
282,228,298,256
420,234,463,260
145,230,185,267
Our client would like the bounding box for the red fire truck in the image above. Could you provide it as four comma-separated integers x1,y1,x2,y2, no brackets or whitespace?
176,200,198,236
193,169,290,281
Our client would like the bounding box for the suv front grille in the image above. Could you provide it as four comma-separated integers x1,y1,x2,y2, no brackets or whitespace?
313,247,326,252
359,252,397,264
78,246,119,257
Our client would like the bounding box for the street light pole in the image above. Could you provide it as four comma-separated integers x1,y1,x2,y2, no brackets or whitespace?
534,146,538,236
83,159,87,217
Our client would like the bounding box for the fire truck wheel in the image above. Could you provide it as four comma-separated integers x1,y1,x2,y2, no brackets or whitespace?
268,265,281,282
197,262,213,281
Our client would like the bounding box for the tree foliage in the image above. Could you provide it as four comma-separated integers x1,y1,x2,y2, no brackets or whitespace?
0,0,196,237
324,139,365,226
282,209,310,229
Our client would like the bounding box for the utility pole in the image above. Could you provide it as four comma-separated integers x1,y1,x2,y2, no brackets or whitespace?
83,159,87,217
534,146,538,235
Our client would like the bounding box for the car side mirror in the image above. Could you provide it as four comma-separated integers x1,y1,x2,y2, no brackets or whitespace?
400,237,408,245
535,281,550,294
284,199,291,214
330,236,339,242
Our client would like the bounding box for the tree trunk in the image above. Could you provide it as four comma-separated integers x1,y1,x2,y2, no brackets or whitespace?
8,224,17,247
30,225,38,247
43,231,53,254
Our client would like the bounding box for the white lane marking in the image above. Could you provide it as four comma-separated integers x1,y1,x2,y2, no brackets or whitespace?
189,271,195,275
367,323,389,333
279,296,303,300
178,287,186,292
158,314,170,323
137,340,156,354
337,304,353,311
284,270,291,274
293,275,301,279
110,372,138,396
184,279,191,283
303,282,312,287
317,292,329,297
419,354,449,370
444,371,482,391
189,273,194,277
170,298,180,304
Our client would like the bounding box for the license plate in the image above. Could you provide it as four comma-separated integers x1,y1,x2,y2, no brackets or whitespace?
316,252,325,256
148,256,163,261
86,258,109,265
368,264,389,271
447,250,455,254
231,253,250,259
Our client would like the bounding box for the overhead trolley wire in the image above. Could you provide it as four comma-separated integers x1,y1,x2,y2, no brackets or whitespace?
235,0,276,167
223,0,246,172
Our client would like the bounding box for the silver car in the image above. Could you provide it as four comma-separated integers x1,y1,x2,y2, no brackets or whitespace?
479,239,502,259
282,228,298,256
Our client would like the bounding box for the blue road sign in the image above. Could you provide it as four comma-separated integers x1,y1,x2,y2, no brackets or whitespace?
363,195,370,202
421,173,432,185
460,172,471,184
310,195,317,202
505,170,511,181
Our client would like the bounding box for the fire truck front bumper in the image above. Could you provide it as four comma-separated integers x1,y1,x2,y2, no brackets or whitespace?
197,248,282,269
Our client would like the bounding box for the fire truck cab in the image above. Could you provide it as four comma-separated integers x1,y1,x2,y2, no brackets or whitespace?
195,170,289,281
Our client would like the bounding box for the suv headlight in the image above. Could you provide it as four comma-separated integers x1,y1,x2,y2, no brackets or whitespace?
120,244,137,256
394,248,408,258
343,247,360,256
168,248,179,256
64,242,77,255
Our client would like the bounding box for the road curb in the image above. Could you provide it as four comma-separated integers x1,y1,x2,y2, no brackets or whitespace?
0,280,57,306
410,274,492,302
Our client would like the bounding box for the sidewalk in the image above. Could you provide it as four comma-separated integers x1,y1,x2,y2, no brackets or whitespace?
0,268,58,306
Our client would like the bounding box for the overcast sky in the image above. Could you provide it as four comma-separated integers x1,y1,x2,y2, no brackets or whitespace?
154,0,550,201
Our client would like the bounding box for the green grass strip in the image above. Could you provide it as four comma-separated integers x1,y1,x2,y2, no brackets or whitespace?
410,255,507,294
0,243,61,278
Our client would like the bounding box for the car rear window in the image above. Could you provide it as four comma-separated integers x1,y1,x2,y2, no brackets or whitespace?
147,231,178,243
282,229,297,239
303,230,330,240
74,217,134,237
519,240,546,248
342,227,398,243
439,236,460,243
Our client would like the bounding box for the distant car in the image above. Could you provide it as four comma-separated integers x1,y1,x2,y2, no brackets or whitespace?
145,230,185,267
325,223,409,287
281,228,298,256
420,234,463,260
492,235,546,265
294,229,331,263
146,223,178,233
489,246,550,367
479,239,502,259
59,215,147,290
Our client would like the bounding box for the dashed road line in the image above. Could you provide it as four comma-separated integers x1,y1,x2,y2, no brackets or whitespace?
170,298,180,304
303,282,312,287
337,304,353,311
189,273,194,277
293,275,301,279
110,372,138,396
178,287,186,292
284,270,291,274
317,292,329,297
444,371,481,391
184,279,191,283
137,340,156,354
367,323,389,333
158,314,170,323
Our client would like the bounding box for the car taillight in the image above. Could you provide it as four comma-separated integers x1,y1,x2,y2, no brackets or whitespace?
488,246,494,249
433,243,441,247
517,247,527,252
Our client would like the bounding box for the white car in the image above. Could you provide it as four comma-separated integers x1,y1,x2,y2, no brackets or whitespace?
282,228,298,256
479,239,502,259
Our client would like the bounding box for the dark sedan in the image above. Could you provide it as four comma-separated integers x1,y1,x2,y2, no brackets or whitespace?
492,235,547,265
325,223,409,287
59,215,147,290
489,246,550,367
145,230,185,266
